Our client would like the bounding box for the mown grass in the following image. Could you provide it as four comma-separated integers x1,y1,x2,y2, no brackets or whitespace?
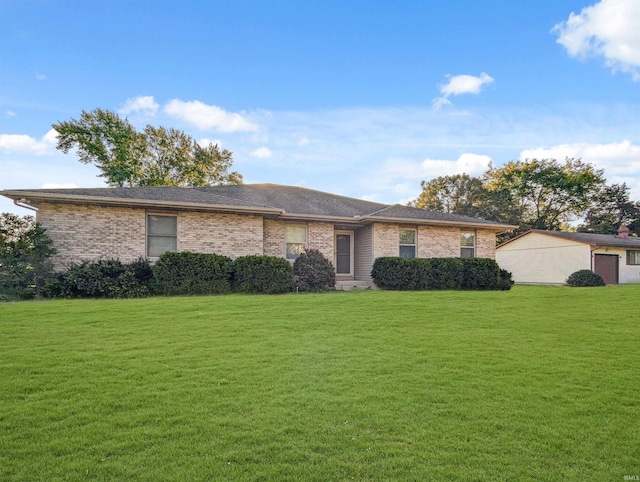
1,286,639,481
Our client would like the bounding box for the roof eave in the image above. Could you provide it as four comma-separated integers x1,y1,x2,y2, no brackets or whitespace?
0,191,283,216
363,214,517,231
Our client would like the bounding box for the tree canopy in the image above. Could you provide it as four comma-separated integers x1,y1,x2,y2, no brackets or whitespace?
53,108,242,187
411,158,615,239
577,183,640,236
0,213,55,300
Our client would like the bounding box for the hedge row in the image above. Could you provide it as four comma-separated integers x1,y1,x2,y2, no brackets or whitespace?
371,257,513,291
44,249,335,298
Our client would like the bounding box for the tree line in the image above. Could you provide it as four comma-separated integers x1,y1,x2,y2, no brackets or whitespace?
409,158,640,240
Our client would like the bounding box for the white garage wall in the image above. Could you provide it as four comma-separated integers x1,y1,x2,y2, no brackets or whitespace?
496,233,590,285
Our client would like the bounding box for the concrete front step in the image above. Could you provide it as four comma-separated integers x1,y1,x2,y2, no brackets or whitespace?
335,280,374,291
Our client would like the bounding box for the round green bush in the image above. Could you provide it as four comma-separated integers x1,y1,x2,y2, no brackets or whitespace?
566,269,605,287
293,249,336,292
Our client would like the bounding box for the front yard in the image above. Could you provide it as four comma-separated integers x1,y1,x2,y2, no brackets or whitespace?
1,286,638,480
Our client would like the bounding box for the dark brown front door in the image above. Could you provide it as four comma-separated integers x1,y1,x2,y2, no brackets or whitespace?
594,254,619,284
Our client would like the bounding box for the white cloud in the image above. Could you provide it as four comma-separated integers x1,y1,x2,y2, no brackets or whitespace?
249,147,273,159
36,73,46,81
384,153,493,180
0,129,57,155
199,138,222,148
433,73,494,108
6,111,16,118
164,99,259,132
120,95,159,116
520,140,640,176
553,0,640,80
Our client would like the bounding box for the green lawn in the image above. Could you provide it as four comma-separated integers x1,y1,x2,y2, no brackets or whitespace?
1,286,638,481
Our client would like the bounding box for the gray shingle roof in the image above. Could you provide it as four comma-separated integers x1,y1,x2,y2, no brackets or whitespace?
525,229,640,248
1,183,515,229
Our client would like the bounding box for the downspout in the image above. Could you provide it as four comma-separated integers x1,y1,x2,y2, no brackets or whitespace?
13,199,38,212
590,245,602,272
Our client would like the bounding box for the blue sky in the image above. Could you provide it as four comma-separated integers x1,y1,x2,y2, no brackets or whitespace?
2,0,640,216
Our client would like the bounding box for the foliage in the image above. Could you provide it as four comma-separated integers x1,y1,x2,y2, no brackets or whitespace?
233,255,293,294
293,249,336,292
410,158,608,241
53,108,243,187
45,258,153,298
2,287,638,480
577,183,640,236
152,251,233,295
498,269,515,291
409,173,488,218
566,269,605,287
459,258,502,290
371,257,507,291
0,213,55,300
485,158,605,232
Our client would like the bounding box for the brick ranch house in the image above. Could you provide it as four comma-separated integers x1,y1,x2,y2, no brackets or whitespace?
1,184,516,287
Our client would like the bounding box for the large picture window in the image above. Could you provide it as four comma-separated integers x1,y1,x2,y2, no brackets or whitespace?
627,250,640,265
286,224,307,260
147,215,177,258
460,231,475,258
399,228,416,258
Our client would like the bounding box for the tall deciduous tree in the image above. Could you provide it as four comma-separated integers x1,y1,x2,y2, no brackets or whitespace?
577,183,640,236
483,158,605,231
53,108,242,187
409,174,487,217
0,214,55,300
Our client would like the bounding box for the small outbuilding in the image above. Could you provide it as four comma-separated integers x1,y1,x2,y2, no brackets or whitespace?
496,227,640,285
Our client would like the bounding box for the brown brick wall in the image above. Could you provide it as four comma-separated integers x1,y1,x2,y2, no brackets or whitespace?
372,223,497,261
263,219,286,257
36,203,146,270
476,228,497,259
178,212,263,258
417,226,460,258
372,223,399,258
308,222,334,262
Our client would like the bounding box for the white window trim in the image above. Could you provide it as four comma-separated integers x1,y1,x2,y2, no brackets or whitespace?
285,223,308,260
399,227,417,259
146,213,178,259
460,230,476,259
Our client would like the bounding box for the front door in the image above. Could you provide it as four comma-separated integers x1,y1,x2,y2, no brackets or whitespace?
335,232,353,276
594,254,619,284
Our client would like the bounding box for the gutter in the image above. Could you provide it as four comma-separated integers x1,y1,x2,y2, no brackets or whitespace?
0,191,284,216
360,214,518,231
13,199,38,212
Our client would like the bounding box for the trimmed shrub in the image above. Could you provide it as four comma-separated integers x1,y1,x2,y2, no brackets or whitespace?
371,257,413,290
293,249,336,292
152,251,233,295
371,256,505,291
498,269,514,291
233,255,293,294
45,258,153,298
566,269,605,287
460,258,501,290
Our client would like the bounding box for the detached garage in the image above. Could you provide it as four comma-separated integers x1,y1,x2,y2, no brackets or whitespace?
496,227,640,285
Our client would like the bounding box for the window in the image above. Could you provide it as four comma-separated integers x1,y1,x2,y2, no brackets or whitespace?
460,231,475,258
286,224,307,260
399,228,416,258
627,250,640,265
147,215,177,257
